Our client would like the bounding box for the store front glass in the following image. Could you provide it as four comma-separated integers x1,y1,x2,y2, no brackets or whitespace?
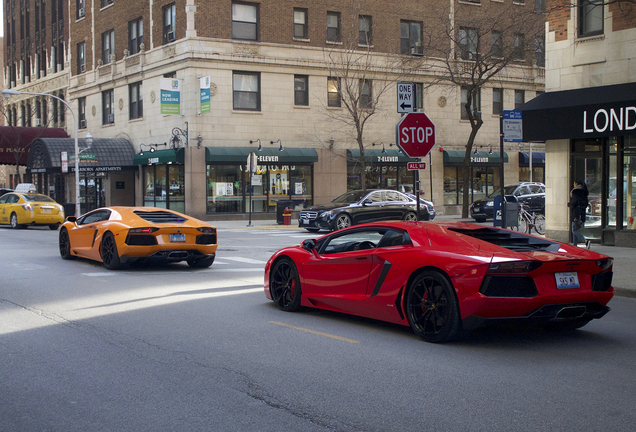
143,164,185,212
346,149,417,192
624,136,636,230
443,166,501,205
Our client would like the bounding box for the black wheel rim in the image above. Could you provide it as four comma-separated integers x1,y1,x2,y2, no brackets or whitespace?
407,275,452,337
60,230,70,256
271,261,297,308
102,235,116,266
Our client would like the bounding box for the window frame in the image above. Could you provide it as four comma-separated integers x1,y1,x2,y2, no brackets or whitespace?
359,79,373,109
513,33,526,61
491,30,503,58
129,17,143,55
102,89,115,125
327,77,341,108
233,71,261,111
78,97,87,128
294,75,309,106
77,0,85,19
400,20,422,55
461,86,481,120
492,88,503,116
515,90,525,109
293,8,308,39
578,0,604,38
77,41,86,74
129,82,143,120
459,27,479,61
163,3,176,44
359,15,372,46
232,2,259,41
326,11,341,43
101,29,115,64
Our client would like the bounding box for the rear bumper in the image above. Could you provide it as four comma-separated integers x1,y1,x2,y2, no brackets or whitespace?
121,250,215,264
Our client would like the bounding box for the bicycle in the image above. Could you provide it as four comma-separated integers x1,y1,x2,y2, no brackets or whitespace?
517,203,545,235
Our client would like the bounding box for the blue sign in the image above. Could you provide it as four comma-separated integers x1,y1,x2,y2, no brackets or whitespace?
503,110,523,142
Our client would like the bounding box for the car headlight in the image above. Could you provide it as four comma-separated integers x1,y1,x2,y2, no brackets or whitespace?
486,201,494,207
319,211,332,219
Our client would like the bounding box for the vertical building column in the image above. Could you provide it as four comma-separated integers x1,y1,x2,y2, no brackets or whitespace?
185,3,198,38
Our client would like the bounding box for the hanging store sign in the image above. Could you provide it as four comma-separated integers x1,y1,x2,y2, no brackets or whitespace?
200,76,211,114
161,78,181,115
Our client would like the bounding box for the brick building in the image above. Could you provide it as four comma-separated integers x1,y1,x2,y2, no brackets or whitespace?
519,0,636,246
3,0,545,219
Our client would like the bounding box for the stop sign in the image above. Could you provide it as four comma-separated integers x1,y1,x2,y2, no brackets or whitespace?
395,112,436,158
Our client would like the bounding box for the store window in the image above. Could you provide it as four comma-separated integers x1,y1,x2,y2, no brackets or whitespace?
346,164,413,192
207,165,244,214
143,164,185,213
623,136,636,229
444,165,501,205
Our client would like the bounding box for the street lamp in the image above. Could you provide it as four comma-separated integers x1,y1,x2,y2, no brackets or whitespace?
2,88,82,217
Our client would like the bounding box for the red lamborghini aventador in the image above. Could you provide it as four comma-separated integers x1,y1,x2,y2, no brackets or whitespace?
264,221,614,342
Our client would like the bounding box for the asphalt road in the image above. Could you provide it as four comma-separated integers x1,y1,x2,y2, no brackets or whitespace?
1,225,635,432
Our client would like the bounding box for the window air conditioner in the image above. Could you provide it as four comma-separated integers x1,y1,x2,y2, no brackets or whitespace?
80,119,87,129
79,8,85,18
167,31,175,42
80,63,86,73
410,46,424,56
35,118,41,126
108,114,114,123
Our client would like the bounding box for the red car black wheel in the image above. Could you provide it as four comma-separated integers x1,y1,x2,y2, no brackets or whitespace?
270,258,302,311
406,270,461,343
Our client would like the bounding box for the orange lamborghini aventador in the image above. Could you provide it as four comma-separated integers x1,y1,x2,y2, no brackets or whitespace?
59,206,217,270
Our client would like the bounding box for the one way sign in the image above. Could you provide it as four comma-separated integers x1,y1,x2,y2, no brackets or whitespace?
397,82,414,113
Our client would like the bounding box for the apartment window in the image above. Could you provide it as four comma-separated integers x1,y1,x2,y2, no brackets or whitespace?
513,33,525,60
58,42,65,71
59,93,66,123
459,27,479,60
233,71,260,111
415,83,424,111
492,88,503,115
534,36,545,67
327,12,340,42
102,89,115,124
535,0,546,13
400,21,422,55
101,0,114,7
39,50,47,78
232,2,258,41
359,15,372,46
294,75,309,106
515,90,525,109
327,77,341,107
294,9,307,39
102,30,114,64
163,3,176,43
129,82,143,120
360,79,372,109
461,86,481,120
36,100,42,126
77,0,85,19
78,97,86,128
26,103,32,127
579,0,603,37
77,42,86,73
129,18,143,55
491,30,503,58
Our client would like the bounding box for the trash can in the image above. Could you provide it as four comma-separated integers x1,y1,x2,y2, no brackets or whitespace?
276,200,295,224
283,207,293,225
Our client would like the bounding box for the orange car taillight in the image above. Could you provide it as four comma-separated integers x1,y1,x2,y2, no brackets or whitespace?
486,261,543,274
197,227,216,234
128,227,159,234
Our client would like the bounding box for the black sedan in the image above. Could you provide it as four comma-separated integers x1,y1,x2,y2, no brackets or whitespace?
470,182,545,222
298,189,429,232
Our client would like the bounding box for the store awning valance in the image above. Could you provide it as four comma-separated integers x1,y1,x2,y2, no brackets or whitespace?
133,148,185,165
27,137,136,173
206,147,318,164
0,126,69,165
443,150,508,164
347,149,418,163
517,82,636,142
518,151,545,165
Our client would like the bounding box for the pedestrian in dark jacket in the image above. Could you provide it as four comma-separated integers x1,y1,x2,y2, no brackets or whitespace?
568,180,590,248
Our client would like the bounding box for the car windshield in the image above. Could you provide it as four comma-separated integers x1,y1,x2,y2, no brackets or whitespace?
22,194,55,202
332,190,369,204
487,186,518,198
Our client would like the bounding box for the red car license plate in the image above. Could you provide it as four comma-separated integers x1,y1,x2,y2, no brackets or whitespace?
170,234,186,242
555,272,579,289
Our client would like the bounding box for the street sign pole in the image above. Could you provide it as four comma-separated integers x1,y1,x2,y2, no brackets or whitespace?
247,152,257,227
499,115,505,228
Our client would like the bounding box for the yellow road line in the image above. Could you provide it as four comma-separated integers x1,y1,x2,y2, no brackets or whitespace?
269,321,359,344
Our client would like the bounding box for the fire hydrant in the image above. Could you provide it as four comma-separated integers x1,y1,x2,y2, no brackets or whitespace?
283,207,293,226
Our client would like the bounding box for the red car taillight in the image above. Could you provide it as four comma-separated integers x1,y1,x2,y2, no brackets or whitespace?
487,261,543,274
128,227,159,234
596,258,613,270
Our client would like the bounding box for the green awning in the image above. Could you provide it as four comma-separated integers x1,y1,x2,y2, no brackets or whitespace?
443,150,508,164
347,148,418,163
206,147,318,163
133,148,184,165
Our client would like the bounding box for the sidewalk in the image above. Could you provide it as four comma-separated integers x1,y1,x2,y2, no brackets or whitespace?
210,215,635,298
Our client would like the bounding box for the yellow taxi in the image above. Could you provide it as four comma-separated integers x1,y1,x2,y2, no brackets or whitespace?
0,192,65,229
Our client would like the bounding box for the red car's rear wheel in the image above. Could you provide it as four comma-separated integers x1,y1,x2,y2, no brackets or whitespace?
406,270,461,343
270,258,302,311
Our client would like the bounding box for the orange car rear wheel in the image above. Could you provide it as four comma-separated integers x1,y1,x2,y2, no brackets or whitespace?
101,232,124,270
59,228,76,260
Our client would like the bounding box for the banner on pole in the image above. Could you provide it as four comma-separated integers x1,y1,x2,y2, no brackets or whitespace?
161,78,181,115
200,76,211,114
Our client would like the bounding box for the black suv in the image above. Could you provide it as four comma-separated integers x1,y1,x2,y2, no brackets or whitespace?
470,182,545,222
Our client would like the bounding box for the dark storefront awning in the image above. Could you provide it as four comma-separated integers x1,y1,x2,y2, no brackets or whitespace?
443,150,508,164
206,147,318,164
518,151,545,165
517,82,636,142
347,148,418,163
27,138,136,173
133,148,185,165
0,126,69,165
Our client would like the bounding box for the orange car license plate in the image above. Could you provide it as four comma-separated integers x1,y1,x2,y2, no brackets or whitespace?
170,234,186,242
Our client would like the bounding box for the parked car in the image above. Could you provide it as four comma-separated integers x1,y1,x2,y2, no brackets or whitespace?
405,193,436,220
470,182,545,222
265,221,614,343
0,188,13,197
59,206,217,269
0,192,65,229
298,189,429,232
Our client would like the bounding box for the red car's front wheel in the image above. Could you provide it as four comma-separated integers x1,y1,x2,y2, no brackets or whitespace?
270,258,302,311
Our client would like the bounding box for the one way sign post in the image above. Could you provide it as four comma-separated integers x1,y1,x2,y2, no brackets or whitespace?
397,82,414,113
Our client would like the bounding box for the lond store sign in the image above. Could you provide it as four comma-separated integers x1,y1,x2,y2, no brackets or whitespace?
583,106,636,134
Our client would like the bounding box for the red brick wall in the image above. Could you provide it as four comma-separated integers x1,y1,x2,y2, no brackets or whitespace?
547,0,570,42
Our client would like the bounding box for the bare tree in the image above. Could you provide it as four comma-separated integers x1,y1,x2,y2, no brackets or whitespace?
417,2,545,218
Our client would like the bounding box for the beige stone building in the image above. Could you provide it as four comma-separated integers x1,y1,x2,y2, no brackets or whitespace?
4,0,545,220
